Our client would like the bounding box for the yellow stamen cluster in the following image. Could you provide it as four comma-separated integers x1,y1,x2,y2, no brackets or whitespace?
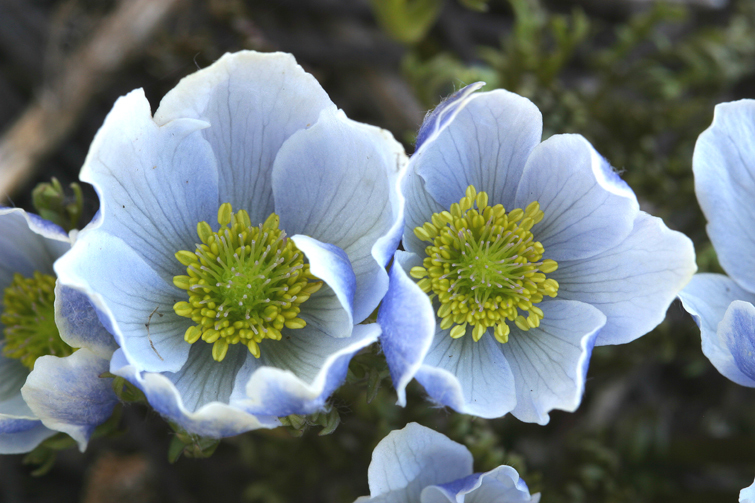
173,203,322,362
2,272,74,369
410,185,559,344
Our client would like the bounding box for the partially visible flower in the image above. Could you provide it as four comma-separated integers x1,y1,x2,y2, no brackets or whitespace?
676,100,755,502
354,422,539,503
742,479,755,503
0,208,118,453
55,51,406,438
678,100,755,388
379,83,696,423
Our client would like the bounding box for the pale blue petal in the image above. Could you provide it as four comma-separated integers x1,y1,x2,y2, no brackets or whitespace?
0,208,69,292
412,89,542,212
401,167,446,256
717,301,755,385
238,323,380,416
21,350,117,451
377,251,435,406
274,108,407,323
154,51,336,224
514,134,639,261
78,88,219,281
422,465,538,503
0,422,55,454
54,283,118,359
0,343,28,403
111,350,279,438
554,212,696,346
163,342,247,412
679,273,755,387
415,82,485,151
740,478,755,503
417,326,517,419
291,235,356,337
55,231,191,373
693,100,755,292
502,299,605,424
367,423,472,501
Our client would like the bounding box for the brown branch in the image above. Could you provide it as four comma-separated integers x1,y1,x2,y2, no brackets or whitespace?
0,0,184,201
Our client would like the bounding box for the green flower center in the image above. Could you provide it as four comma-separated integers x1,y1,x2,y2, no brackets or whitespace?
2,272,73,369
173,203,322,362
410,185,559,343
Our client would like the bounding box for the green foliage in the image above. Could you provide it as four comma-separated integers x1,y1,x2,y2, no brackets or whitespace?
369,0,444,44
31,177,83,232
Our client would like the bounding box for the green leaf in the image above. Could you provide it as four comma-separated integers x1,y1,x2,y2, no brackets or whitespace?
369,0,444,44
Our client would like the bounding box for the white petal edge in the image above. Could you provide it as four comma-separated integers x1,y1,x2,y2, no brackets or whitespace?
238,323,380,417
111,349,279,438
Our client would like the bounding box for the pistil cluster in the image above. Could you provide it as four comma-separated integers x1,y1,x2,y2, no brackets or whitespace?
2,271,73,369
410,185,559,344
173,203,322,362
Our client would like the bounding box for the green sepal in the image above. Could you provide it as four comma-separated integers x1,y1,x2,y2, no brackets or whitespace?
279,407,341,437
110,374,147,404
167,423,221,463
31,177,84,232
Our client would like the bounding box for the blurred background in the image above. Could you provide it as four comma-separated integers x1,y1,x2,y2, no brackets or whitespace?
1,0,755,501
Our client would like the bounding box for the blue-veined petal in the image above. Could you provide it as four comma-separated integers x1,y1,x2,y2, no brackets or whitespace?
154,51,336,224
291,235,356,337
554,212,696,346
55,231,191,373
0,208,69,290
365,423,472,502
416,326,517,418
422,465,540,503
693,100,755,292
54,283,118,359
238,323,380,417
21,349,118,451
78,89,219,282
679,273,755,387
275,109,406,323
377,251,435,406
514,134,639,262
111,349,278,438
412,89,542,211
501,299,604,424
